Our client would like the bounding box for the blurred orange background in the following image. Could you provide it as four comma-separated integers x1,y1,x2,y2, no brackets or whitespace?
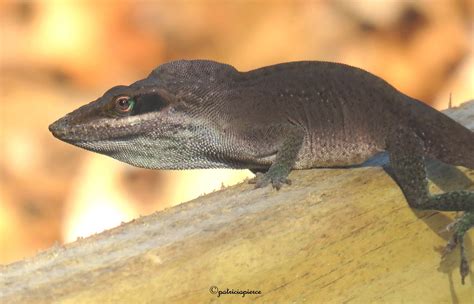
0,0,473,264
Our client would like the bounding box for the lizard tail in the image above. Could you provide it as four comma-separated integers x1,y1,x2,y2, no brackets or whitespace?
433,123,474,169
409,100,474,169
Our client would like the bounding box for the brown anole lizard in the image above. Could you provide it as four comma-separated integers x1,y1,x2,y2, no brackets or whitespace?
49,60,474,283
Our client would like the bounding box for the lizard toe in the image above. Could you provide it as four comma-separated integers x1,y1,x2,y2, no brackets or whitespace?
271,177,291,190
442,211,474,284
252,173,291,190
253,172,271,189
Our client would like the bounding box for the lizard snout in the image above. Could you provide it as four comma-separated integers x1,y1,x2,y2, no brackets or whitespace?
48,116,71,140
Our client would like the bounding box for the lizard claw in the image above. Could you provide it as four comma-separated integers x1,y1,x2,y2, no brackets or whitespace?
250,172,291,190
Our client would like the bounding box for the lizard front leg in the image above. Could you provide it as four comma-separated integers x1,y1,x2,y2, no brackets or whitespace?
251,125,305,190
386,127,474,284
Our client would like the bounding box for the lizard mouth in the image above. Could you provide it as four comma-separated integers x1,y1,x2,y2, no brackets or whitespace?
48,117,92,143
49,116,113,143
49,111,188,143
48,116,137,143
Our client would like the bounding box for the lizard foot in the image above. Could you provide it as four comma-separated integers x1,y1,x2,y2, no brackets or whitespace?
249,172,291,190
442,211,474,284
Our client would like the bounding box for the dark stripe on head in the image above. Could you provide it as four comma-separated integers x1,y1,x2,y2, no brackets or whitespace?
131,93,169,115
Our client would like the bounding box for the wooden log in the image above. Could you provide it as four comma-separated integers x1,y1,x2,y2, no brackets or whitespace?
1,101,473,303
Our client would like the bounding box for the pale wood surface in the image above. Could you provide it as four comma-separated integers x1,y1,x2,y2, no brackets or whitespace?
1,101,473,303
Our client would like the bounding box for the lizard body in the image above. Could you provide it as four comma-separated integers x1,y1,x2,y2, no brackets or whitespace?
49,60,474,282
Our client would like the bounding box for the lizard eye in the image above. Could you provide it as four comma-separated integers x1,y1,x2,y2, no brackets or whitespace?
115,96,135,113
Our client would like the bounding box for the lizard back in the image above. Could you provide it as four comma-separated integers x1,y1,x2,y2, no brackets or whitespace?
224,61,473,169
227,61,399,168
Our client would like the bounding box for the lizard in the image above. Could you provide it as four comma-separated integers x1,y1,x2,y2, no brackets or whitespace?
49,59,474,283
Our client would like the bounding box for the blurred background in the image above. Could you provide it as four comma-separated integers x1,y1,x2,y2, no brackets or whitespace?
0,0,473,264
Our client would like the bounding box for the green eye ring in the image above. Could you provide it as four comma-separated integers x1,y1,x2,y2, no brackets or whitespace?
115,96,135,113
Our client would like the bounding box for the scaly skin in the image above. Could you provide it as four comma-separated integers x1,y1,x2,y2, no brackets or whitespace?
49,60,474,283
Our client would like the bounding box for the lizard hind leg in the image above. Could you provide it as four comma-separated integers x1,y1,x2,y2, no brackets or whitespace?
386,127,474,284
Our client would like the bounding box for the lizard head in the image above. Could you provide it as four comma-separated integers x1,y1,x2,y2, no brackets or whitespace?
49,60,238,169
48,80,206,169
